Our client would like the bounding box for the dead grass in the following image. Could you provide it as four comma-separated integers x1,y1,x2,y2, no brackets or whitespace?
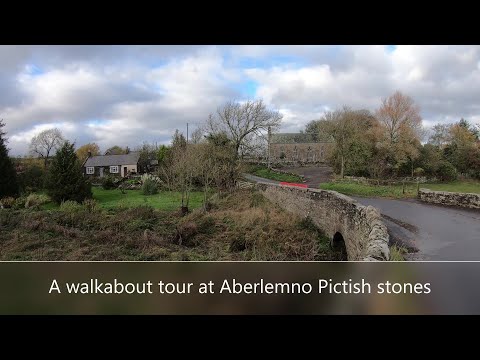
0,189,339,261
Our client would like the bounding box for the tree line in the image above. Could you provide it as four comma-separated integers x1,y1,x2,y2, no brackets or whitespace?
0,99,282,212
304,91,480,180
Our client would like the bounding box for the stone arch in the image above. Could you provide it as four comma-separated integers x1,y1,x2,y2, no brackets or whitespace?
331,231,348,260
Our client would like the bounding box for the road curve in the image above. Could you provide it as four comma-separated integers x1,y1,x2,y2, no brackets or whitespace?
243,171,480,260
352,196,480,261
242,173,281,185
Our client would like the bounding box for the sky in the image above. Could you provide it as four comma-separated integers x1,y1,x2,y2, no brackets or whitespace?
1,45,480,156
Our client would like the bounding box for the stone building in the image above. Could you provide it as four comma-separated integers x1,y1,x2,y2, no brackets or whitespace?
268,133,332,164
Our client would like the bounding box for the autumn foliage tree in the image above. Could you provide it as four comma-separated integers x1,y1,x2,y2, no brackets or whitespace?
375,91,423,176
76,143,100,163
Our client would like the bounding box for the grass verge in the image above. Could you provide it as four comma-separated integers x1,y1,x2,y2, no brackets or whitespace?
389,245,407,261
248,165,303,183
319,179,480,198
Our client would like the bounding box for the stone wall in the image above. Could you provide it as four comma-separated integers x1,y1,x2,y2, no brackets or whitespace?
256,183,390,261
418,188,480,210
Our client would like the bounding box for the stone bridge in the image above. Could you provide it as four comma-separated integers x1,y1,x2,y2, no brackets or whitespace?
255,182,390,261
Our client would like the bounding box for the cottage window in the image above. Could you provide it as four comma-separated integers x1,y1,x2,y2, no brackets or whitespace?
110,166,119,174
86,167,94,175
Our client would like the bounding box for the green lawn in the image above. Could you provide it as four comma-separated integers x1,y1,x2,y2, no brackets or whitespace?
92,188,205,210
250,166,303,183
420,180,480,194
319,180,480,198
41,188,206,211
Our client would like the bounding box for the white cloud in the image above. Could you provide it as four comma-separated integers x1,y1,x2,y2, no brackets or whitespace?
1,45,480,155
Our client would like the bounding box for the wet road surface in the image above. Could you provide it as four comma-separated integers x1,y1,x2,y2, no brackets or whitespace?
352,197,480,260
243,170,480,260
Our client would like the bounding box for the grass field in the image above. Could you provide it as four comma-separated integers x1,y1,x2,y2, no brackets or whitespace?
248,166,304,183
39,188,205,211
319,180,480,198
91,188,205,211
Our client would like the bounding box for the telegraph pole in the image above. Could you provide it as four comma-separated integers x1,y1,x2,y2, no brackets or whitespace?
267,126,271,169
187,123,189,144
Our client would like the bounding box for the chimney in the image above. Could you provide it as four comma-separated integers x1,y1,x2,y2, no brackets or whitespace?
87,151,92,158
125,146,130,154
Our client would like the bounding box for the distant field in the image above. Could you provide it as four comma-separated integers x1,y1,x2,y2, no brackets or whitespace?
247,165,304,183
319,180,480,198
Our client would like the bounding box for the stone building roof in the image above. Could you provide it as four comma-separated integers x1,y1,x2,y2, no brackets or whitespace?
270,133,332,144
84,152,141,167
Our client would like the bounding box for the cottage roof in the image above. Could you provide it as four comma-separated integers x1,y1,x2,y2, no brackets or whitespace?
84,152,141,167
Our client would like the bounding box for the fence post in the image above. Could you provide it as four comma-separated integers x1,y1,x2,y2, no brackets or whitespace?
402,180,405,194
417,181,420,196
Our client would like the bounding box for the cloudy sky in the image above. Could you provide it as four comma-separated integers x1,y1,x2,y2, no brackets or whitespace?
1,45,480,155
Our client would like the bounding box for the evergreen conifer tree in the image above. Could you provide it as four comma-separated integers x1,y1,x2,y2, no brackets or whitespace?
45,141,92,204
0,120,19,198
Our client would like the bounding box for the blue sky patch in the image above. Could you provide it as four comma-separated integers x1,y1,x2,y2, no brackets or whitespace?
25,64,44,76
385,45,397,53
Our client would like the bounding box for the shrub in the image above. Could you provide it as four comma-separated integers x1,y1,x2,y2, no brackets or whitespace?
0,197,15,209
25,193,51,209
45,142,92,204
13,196,26,209
83,199,99,213
436,161,457,182
60,200,84,214
174,222,198,246
413,167,425,176
17,165,45,193
142,178,158,195
101,176,116,190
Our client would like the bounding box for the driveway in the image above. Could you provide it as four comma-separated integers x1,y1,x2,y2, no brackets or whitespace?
282,165,333,188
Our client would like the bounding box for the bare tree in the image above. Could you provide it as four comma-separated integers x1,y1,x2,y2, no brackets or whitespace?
190,127,205,144
429,123,451,148
29,128,65,167
207,99,282,159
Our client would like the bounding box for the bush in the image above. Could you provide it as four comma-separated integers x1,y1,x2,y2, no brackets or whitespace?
0,197,15,209
142,178,158,195
102,176,117,190
25,193,51,209
83,199,99,213
13,197,26,209
413,167,425,176
18,165,45,193
436,161,457,182
60,200,84,214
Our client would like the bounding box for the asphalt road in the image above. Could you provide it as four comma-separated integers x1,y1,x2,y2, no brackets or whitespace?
243,169,480,261
351,197,480,260
243,173,281,185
